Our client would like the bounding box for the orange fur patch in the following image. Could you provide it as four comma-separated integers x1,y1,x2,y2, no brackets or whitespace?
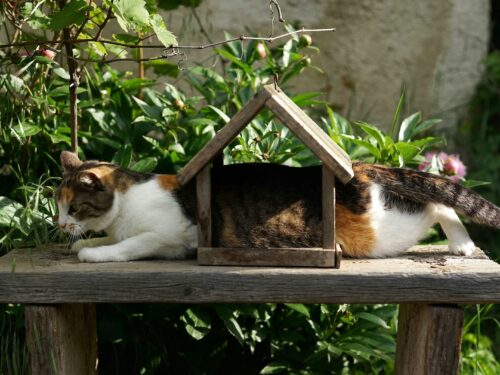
335,204,375,257
157,175,180,191
220,206,242,246
59,187,74,204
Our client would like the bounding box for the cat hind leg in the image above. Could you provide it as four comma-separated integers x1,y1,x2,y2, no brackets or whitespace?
435,205,475,256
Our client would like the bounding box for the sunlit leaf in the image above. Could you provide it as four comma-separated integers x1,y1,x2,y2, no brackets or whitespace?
49,0,88,31
149,14,177,46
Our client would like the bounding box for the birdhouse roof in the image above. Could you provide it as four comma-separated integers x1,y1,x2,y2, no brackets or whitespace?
177,84,354,185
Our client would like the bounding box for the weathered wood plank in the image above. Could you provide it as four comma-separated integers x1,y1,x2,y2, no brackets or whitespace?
395,304,463,375
196,165,212,247
176,88,272,186
198,247,337,267
0,246,499,304
263,85,353,183
322,165,336,250
25,303,97,375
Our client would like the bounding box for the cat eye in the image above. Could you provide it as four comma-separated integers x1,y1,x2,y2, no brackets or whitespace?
68,204,78,215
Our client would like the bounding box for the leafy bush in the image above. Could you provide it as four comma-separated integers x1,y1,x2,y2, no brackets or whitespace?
0,3,498,374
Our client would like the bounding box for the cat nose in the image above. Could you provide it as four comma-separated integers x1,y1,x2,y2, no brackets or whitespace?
59,223,67,229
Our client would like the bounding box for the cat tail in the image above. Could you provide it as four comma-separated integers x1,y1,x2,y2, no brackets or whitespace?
369,164,500,228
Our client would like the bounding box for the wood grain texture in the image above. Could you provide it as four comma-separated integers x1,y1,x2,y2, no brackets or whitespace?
322,165,336,250
395,304,463,375
176,88,271,186
1,245,499,304
25,304,97,375
263,85,354,183
196,165,212,247
198,247,337,267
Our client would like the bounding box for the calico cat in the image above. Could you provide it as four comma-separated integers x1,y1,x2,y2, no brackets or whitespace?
56,151,500,262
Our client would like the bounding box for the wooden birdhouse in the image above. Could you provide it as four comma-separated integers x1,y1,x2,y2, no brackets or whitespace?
176,84,354,268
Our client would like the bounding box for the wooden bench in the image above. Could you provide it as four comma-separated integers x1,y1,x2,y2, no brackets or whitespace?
1,245,499,374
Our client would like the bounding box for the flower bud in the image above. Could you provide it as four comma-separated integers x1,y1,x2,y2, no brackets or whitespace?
39,48,56,60
256,43,267,59
299,34,312,47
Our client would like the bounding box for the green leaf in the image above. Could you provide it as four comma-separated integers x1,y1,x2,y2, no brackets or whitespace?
180,307,212,340
357,122,385,146
49,0,88,31
112,144,133,167
52,67,70,80
0,197,24,228
48,85,87,97
223,316,245,346
291,92,322,107
0,74,26,94
284,304,310,318
149,14,177,46
215,306,245,346
34,56,54,65
11,124,41,138
21,2,51,30
47,132,71,145
130,157,157,172
340,135,381,159
356,312,390,329
464,179,491,189
112,33,141,45
398,112,421,141
282,39,293,68
144,60,179,77
207,105,230,123
215,48,252,74
391,91,405,139
113,0,150,32
411,118,442,138
260,362,290,374
394,142,420,163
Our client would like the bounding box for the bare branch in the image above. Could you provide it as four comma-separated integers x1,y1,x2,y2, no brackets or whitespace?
0,27,335,50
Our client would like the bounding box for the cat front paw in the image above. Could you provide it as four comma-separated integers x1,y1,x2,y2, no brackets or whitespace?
72,239,89,252
449,240,476,256
78,247,106,262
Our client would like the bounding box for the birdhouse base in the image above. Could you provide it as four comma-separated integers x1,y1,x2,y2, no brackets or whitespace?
198,245,342,268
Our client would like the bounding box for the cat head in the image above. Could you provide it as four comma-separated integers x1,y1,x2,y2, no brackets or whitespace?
56,151,117,235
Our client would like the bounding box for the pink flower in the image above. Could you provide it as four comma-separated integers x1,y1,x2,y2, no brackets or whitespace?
256,43,267,59
418,151,467,182
39,48,56,60
443,154,467,181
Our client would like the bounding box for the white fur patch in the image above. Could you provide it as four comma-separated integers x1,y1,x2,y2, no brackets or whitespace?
368,185,437,257
74,179,197,262
367,185,475,257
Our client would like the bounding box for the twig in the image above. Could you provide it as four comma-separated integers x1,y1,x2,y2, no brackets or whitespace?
191,7,213,44
0,27,335,50
269,0,285,23
58,0,79,153
95,1,114,41
49,27,334,65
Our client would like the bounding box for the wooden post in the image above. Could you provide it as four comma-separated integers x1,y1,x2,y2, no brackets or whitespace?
322,165,340,268
395,303,464,375
196,165,212,247
25,304,97,375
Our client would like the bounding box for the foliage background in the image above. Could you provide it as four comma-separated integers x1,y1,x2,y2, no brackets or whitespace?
0,1,499,374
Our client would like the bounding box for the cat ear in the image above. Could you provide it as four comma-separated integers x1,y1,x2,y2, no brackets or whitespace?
60,151,83,173
79,171,102,189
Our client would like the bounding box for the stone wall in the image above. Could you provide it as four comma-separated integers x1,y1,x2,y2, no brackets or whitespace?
168,0,490,131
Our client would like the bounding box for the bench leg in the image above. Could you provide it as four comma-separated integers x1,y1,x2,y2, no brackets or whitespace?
395,303,463,375
25,303,97,375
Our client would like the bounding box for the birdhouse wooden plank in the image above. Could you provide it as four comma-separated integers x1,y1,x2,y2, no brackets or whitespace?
178,84,353,268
